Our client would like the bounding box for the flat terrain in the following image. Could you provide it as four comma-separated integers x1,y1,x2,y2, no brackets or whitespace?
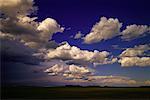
1,86,150,99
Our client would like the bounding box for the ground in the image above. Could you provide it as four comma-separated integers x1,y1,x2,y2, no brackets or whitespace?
1,86,150,99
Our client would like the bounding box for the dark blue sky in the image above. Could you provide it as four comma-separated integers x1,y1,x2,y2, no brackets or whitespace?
34,0,150,53
33,0,150,82
35,0,150,50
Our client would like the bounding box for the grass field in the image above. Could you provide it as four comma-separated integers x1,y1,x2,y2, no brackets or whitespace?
1,86,150,99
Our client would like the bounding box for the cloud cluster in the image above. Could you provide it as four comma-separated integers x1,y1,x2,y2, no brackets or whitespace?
0,0,64,65
43,42,117,80
0,0,64,50
144,80,150,85
119,57,150,67
1,17,63,49
84,17,122,44
83,17,149,44
120,44,150,57
119,44,150,67
43,60,137,85
88,75,137,85
0,0,36,18
121,25,150,41
44,64,92,80
46,42,116,65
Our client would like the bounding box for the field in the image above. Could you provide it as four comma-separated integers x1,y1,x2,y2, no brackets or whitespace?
1,86,150,99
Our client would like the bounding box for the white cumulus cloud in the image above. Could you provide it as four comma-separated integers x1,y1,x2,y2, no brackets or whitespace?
119,44,150,57
119,44,150,67
119,57,150,67
37,18,64,41
46,42,116,65
44,64,92,80
83,17,122,44
121,24,150,41
144,80,150,85
88,75,137,85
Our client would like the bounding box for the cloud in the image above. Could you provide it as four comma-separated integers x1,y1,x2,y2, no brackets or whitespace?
88,75,137,85
44,60,137,86
0,0,64,65
44,60,137,85
1,16,39,38
37,18,64,33
93,58,118,66
0,0,64,50
118,44,150,67
119,44,150,57
0,0,36,19
121,24,150,41
118,57,150,67
0,2,68,85
37,18,64,41
1,16,63,49
144,80,150,85
83,17,149,44
0,0,64,72
44,63,92,79
83,17,122,44
0,37,39,64
46,42,116,65
74,31,83,39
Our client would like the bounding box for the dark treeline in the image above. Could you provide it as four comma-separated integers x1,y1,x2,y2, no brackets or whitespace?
1,84,150,88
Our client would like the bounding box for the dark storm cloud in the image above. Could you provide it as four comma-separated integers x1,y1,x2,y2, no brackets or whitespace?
0,38,39,65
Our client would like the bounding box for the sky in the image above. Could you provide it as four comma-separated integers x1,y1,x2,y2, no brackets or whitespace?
1,0,150,86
